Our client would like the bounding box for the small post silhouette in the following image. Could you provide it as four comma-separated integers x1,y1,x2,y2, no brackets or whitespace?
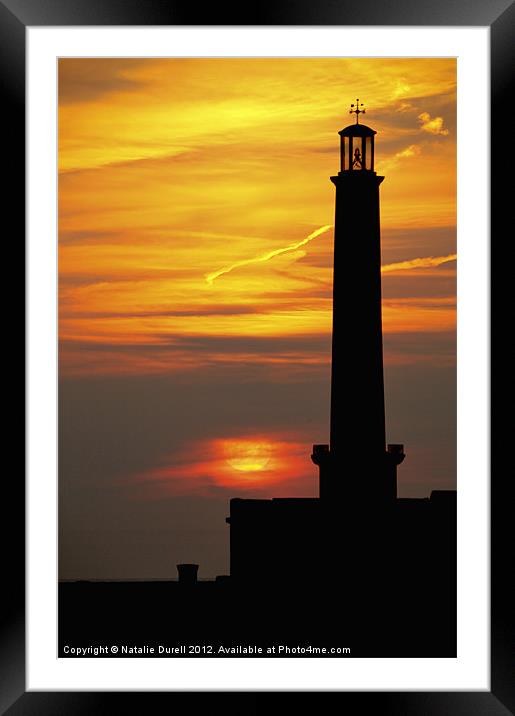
177,563,198,584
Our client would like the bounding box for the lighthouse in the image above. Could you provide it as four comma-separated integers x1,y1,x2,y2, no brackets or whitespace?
225,103,456,643
312,100,404,504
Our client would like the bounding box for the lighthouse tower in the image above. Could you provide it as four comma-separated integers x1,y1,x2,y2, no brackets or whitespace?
226,102,455,615
312,100,404,505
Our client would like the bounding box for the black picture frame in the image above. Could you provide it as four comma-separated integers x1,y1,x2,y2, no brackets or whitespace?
6,0,512,712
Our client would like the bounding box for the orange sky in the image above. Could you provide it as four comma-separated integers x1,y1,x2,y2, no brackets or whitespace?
59,58,456,378
58,60,456,577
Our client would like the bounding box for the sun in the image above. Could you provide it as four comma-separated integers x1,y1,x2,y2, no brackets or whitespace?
224,440,272,473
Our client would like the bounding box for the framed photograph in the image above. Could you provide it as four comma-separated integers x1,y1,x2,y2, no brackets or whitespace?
7,0,511,710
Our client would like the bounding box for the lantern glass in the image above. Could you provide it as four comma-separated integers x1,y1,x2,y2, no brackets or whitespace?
365,137,374,171
365,136,373,170
341,136,350,171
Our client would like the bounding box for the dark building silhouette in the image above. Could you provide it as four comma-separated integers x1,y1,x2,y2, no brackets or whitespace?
59,102,456,657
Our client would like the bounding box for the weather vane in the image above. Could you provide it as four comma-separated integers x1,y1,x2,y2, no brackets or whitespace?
349,99,365,124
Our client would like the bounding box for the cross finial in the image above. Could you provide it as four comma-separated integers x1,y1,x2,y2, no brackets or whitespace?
349,98,365,124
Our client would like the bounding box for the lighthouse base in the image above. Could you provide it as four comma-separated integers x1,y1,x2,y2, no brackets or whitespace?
311,443,404,503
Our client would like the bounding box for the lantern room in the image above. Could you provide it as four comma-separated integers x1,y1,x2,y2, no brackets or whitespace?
338,99,376,173
339,122,376,173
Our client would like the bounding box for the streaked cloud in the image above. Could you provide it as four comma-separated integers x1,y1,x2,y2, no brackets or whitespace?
205,224,332,284
395,144,421,159
382,254,456,273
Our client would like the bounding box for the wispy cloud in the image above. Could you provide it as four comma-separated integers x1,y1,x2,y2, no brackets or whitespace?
376,143,421,173
205,224,333,284
395,144,421,159
382,254,456,273
418,111,449,136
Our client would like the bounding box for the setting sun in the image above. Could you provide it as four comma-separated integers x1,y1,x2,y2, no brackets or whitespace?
131,435,317,495
223,439,272,472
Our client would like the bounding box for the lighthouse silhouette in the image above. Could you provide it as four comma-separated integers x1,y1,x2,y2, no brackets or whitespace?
227,102,456,602
312,99,405,504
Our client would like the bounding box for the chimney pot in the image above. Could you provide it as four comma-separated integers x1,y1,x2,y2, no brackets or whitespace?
177,563,199,584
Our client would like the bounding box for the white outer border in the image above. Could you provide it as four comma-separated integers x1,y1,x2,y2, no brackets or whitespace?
27,27,489,691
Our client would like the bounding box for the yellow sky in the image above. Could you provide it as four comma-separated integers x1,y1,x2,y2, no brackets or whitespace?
58,58,456,376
